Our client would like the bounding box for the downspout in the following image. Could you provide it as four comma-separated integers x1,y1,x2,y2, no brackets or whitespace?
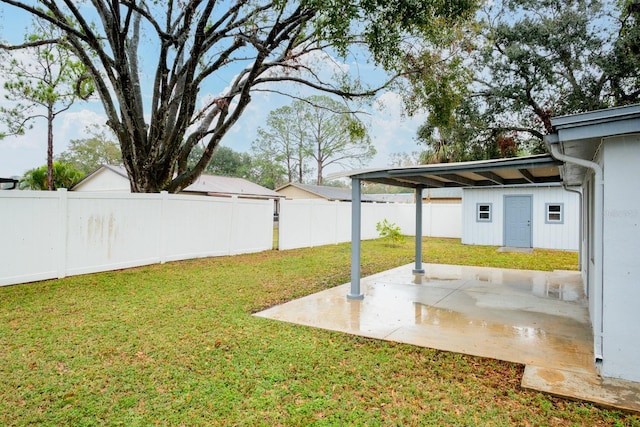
547,140,604,361
563,185,583,271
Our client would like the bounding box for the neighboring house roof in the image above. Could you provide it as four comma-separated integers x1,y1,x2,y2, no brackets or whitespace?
277,183,464,203
423,187,463,199
276,182,378,202
72,165,281,199
183,175,282,199
365,193,414,203
365,188,463,203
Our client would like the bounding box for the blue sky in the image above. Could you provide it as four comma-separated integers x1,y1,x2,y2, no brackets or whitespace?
0,3,428,179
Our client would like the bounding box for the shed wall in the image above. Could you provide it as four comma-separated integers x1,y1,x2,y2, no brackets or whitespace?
462,186,579,250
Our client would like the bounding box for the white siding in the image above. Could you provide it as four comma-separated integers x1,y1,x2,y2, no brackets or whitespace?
73,168,130,191
462,186,579,250
599,134,640,382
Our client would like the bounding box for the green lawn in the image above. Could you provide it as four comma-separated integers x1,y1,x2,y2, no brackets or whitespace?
1,238,637,426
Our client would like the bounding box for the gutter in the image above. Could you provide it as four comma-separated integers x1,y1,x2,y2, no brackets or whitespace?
546,136,604,361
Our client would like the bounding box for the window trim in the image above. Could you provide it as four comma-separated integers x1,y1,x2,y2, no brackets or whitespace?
476,203,492,223
545,202,564,224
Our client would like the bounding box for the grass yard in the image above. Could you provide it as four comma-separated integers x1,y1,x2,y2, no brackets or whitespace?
1,238,638,426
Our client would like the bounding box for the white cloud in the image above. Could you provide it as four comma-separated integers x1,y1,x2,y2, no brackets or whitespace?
367,92,427,168
59,109,108,142
0,107,107,178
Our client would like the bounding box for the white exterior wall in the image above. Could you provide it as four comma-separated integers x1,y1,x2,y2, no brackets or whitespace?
278,199,461,250
462,186,579,250
73,168,130,191
599,134,640,382
0,190,274,287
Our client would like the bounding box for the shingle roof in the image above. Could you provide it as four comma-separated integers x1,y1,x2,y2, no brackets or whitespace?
277,182,378,202
73,165,281,199
183,175,282,199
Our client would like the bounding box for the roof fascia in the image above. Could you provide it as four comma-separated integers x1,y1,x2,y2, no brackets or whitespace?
549,104,640,144
351,155,561,181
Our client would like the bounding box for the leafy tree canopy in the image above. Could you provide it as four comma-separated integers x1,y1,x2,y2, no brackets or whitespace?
56,126,122,175
19,162,84,190
0,0,478,192
416,0,640,163
0,18,91,190
251,103,314,185
252,95,375,185
188,145,254,177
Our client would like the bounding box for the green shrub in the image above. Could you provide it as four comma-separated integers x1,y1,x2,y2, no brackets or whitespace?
376,219,404,245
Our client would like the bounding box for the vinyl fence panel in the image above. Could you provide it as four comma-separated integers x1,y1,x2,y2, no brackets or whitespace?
278,199,461,250
0,190,274,286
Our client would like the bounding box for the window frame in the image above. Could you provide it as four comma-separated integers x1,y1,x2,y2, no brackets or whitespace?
545,202,564,224
476,203,492,223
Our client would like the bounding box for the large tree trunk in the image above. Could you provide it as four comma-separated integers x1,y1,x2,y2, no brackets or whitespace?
0,1,467,193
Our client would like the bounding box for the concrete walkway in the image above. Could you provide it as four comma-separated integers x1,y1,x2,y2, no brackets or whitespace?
255,263,640,412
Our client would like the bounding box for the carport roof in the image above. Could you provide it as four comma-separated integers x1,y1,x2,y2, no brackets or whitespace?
336,154,562,189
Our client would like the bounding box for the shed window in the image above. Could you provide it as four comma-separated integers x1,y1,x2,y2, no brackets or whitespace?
546,203,564,224
476,203,492,222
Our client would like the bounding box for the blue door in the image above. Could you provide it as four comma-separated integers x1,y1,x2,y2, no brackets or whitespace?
504,195,532,248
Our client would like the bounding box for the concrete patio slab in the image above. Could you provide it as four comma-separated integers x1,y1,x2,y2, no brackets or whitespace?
255,263,640,412
522,366,640,413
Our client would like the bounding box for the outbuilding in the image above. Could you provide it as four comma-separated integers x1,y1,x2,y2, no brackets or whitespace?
346,105,640,385
461,185,579,250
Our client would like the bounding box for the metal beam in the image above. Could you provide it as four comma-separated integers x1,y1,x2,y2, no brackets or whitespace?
364,177,416,189
475,171,504,185
518,168,536,183
348,178,364,300
437,173,477,186
404,175,446,188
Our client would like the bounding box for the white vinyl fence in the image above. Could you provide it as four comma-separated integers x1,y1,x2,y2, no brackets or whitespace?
278,199,461,250
1,191,462,287
0,190,274,287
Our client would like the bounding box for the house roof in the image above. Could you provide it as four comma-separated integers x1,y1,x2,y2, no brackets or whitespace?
73,165,281,199
365,188,463,203
100,164,129,178
424,187,463,198
276,182,378,202
365,193,414,203
545,103,640,186
333,154,562,190
183,174,282,199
